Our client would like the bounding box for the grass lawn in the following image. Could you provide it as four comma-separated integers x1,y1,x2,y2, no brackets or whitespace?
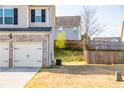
54,48,84,62
25,62,124,88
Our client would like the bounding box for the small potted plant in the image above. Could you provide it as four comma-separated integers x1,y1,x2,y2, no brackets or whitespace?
55,31,66,66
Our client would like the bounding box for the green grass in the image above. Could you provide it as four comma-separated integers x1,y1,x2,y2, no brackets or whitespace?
54,48,84,62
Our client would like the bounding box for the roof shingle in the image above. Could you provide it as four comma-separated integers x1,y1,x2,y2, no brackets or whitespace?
56,16,81,26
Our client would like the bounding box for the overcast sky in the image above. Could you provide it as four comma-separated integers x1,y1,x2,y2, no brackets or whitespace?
56,5,124,37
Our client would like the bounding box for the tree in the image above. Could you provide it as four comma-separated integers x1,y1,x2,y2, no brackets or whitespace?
55,31,66,55
81,7,105,50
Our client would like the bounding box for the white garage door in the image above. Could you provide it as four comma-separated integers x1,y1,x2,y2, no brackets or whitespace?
14,42,42,67
0,43,9,67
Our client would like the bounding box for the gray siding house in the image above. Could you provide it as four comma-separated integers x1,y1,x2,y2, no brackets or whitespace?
54,16,81,41
0,5,55,67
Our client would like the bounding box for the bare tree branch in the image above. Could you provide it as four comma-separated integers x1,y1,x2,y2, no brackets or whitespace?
81,6,105,41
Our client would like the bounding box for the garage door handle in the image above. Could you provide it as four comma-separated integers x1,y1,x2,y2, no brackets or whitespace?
3,60,8,62
27,54,30,58
14,60,20,62
36,48,42,50
36,60,41,62
3,48,8,50
14,48,20,50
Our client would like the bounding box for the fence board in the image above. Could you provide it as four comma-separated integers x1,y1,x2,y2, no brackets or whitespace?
84,50,124,64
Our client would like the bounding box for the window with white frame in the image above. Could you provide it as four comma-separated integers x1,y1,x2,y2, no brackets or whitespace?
4,9,14,24
0,8,14,24
58,27,63,31
0,9,3,24
35,9,42,22
73,27,78,30
31,9,46,22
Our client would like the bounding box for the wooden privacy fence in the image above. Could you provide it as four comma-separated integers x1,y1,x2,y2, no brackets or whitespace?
84,41,124,64
84,50,124,64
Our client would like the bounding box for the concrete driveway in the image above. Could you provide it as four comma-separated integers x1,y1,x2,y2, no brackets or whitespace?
0,67,40,88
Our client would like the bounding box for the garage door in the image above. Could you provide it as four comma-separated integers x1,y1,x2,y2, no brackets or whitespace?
0,43,9,67
13,42,42,67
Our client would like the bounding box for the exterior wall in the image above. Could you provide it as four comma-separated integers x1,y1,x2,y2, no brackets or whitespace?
49,6,55,64
0,5,55,28
48,29,54,65
54,26,81,40
0,32,49,67
0,5,28,28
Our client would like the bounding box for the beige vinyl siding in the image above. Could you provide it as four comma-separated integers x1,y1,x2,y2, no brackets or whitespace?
0,5,28,28
28,6,52,27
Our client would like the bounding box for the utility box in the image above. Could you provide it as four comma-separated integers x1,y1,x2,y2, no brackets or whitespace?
115,70,122,81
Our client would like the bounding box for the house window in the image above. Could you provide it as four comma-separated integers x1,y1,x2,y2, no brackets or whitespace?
58,27,63,31
0,9,3,24
0,8,17,25
111,39,119,42
31,9,46,22
35,10,42,22
73,27,78,30
4,9,14,24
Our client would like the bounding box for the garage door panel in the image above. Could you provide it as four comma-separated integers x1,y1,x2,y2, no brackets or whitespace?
14,42,42,67
0,43,9,67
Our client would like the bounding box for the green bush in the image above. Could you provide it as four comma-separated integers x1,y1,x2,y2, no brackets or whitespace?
54,48,84,62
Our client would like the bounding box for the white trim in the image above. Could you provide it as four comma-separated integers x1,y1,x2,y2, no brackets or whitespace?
26,6,29,27
13,41,15,67
0,8,4,24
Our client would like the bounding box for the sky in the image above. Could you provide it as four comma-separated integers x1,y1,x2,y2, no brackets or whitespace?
56,5,124,37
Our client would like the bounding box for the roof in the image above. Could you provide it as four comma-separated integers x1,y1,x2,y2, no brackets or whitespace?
55,16,81,26
0,27,52,31
92,37,121,42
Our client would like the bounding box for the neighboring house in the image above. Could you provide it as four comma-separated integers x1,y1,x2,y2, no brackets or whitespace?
0,5,55,67
92,37,121,42
54,16,81,41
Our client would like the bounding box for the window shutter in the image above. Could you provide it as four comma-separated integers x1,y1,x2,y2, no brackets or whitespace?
31,9,35,22
42,9,46,22
14,8,18,24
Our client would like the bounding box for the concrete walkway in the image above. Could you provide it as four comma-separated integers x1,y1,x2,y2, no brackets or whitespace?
0,67,40,88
